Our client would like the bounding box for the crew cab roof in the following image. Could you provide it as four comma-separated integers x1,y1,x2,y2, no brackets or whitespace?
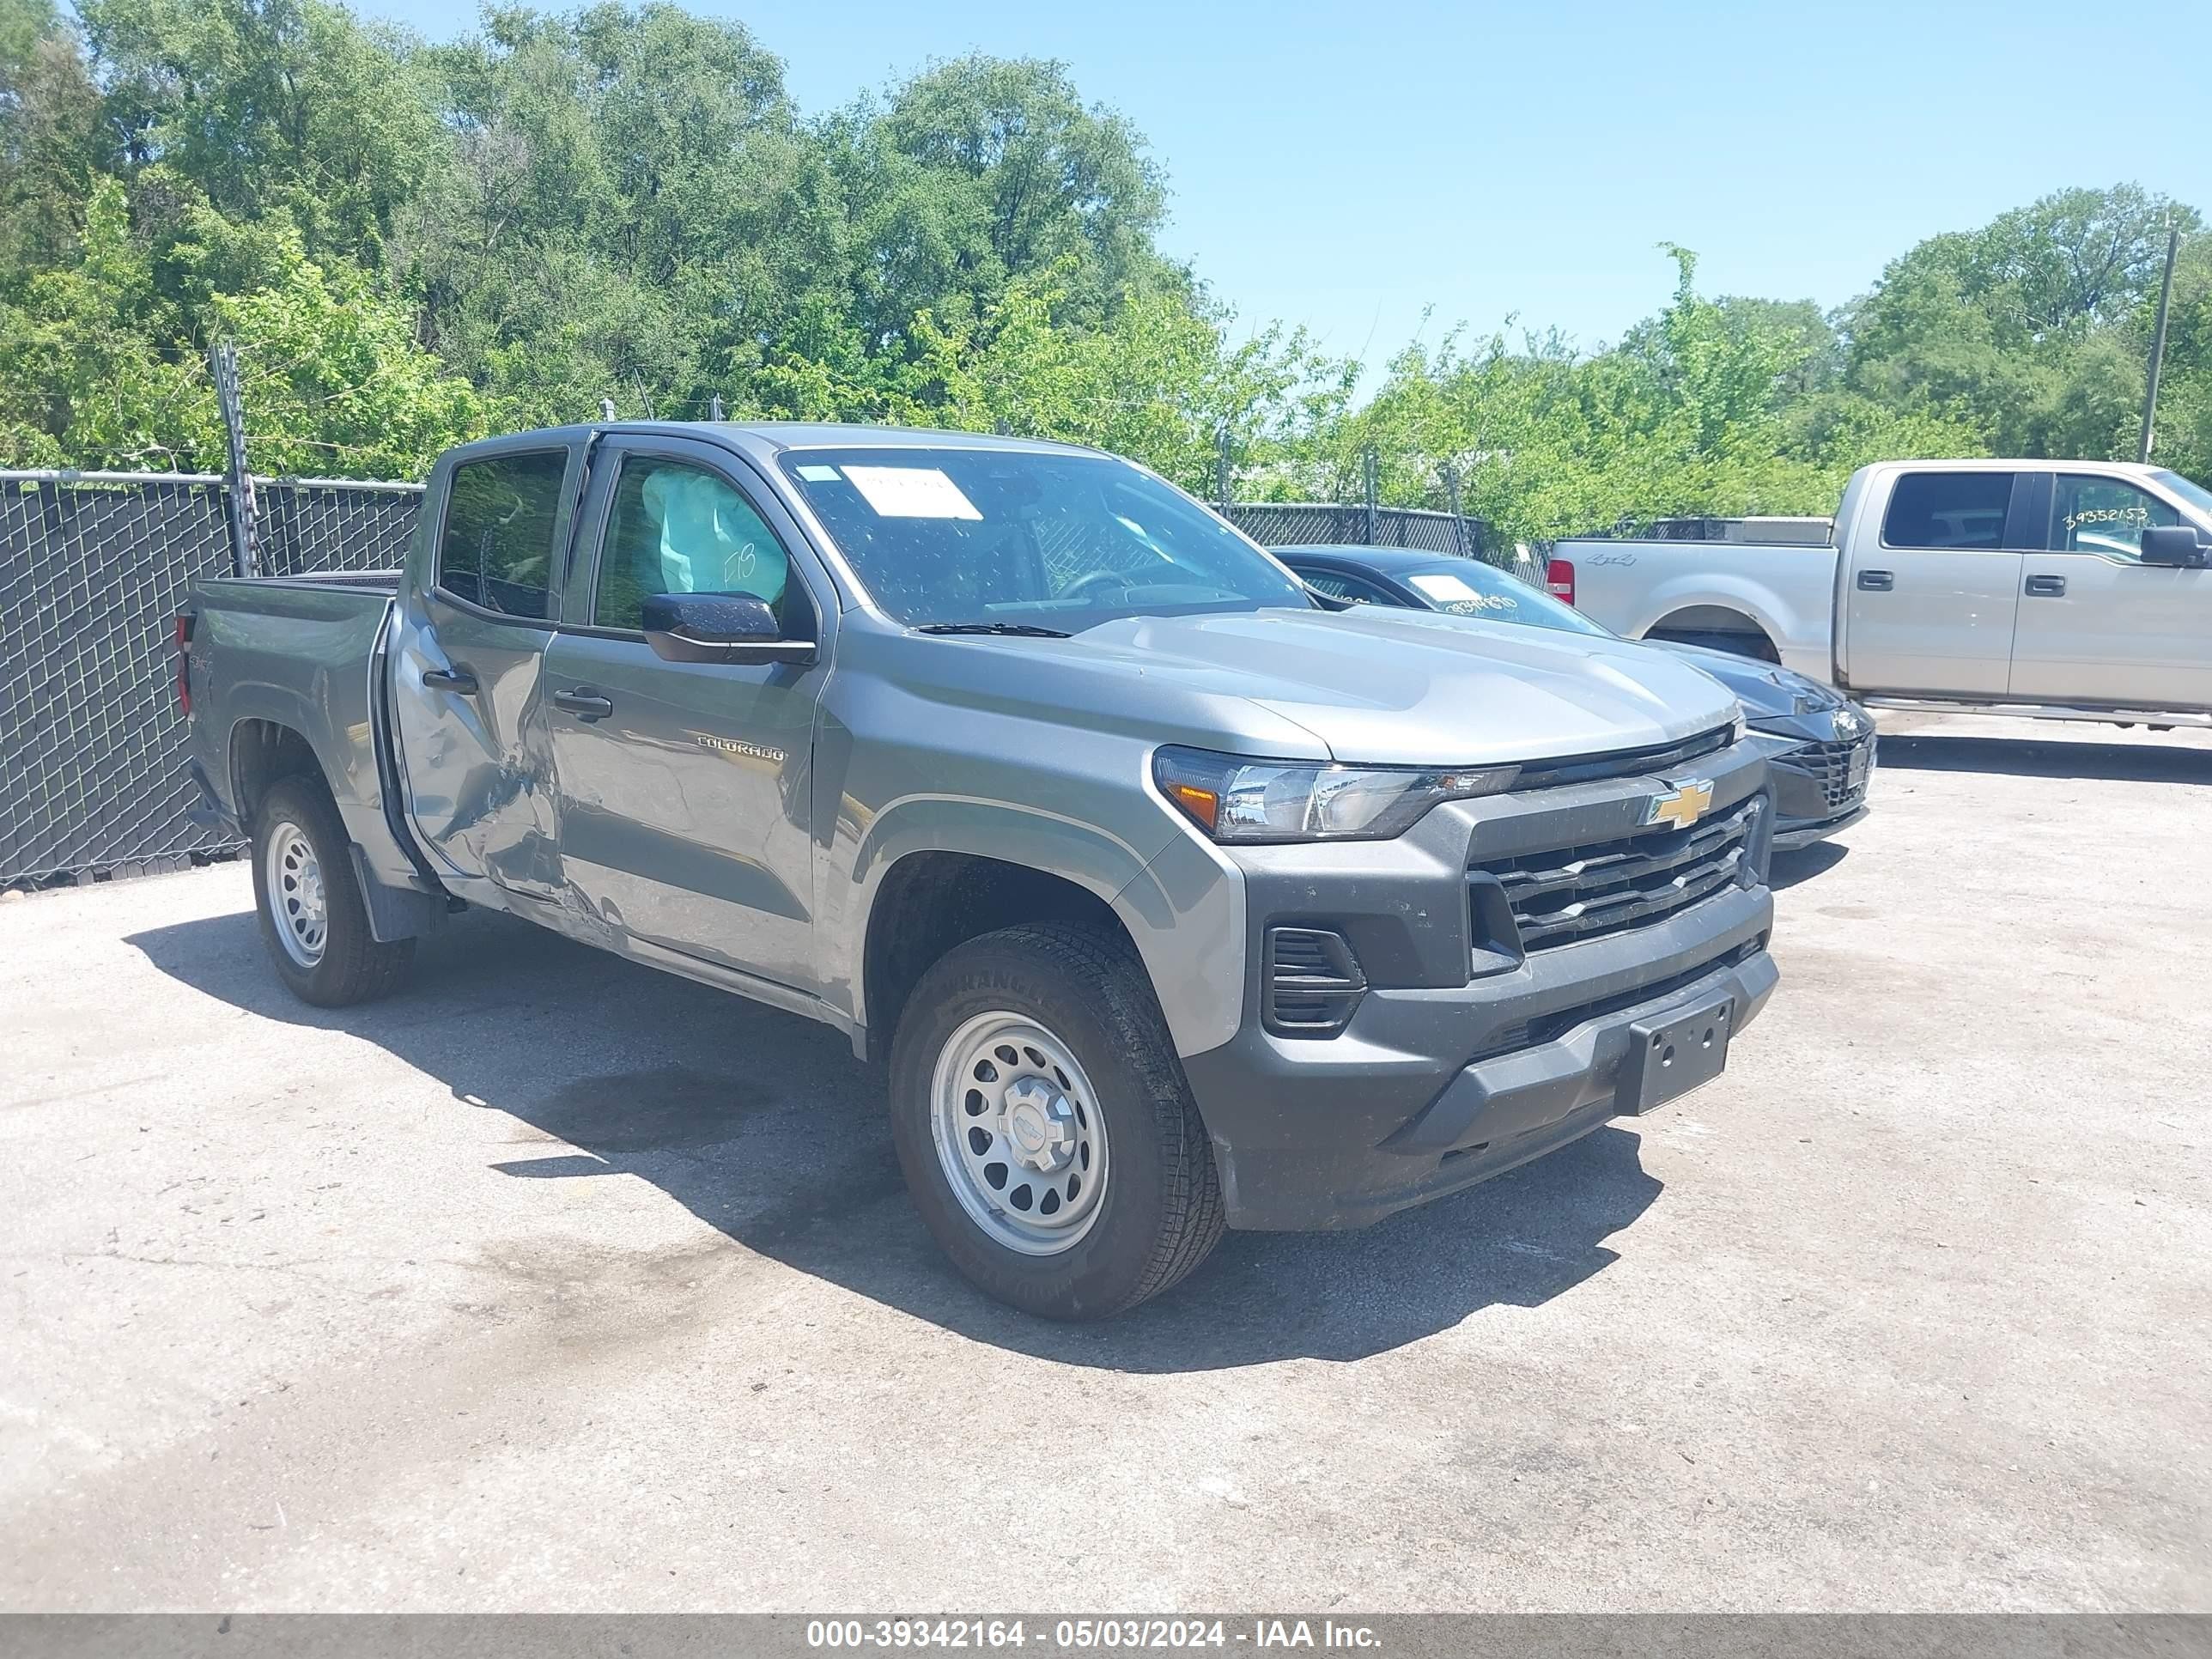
1851,457,2166,477
436,421,1107,469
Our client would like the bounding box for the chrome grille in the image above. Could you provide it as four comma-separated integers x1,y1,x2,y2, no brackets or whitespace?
1476,795,1759,951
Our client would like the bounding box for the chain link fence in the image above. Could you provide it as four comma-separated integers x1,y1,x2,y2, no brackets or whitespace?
254,477,423,576
1,471,422,887
1223,502,1492,559
1,465,1499,889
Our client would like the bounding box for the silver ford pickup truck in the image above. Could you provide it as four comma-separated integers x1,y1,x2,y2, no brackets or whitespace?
1552,459,2212,726
179,422,1779,1319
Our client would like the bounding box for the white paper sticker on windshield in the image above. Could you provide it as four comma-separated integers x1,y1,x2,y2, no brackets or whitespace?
842,465,982,520
794,464,840,483
1409,572,1492,605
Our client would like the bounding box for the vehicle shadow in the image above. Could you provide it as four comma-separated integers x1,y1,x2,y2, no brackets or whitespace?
1769,841,1848,890
1876,732,2212,786
126,906,1664,1373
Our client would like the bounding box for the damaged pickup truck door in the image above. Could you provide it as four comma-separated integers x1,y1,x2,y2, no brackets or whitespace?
536,434,831,993
389,441,578,901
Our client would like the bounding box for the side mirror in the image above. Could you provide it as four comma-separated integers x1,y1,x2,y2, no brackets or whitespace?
2139,525,2210,568
641,592,815,665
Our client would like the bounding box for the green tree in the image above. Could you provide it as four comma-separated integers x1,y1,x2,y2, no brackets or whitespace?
402,2,843,423
1843,184,2201,459
0,0,105,281
0,173,209,467
211,234,490,478
907,264,1348,492
2141,235,2212,482
76,0,445,269
0,173,482,474
829,55,1175,353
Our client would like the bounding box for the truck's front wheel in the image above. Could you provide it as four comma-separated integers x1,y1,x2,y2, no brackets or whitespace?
887,922,1225,1320
250,776,415,1007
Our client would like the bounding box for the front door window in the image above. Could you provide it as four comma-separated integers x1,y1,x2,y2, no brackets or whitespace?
593,457,801,632
2050,475,2182,562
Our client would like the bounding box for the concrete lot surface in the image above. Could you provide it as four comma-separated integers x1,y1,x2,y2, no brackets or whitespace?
2,714,2208,1611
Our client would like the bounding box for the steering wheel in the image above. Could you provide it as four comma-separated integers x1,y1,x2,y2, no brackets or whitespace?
1060,569,1133,603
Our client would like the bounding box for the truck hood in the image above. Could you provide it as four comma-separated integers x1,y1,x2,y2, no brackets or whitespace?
1645,640,1828,720
1646,640,1873,743
1070,606,1740,765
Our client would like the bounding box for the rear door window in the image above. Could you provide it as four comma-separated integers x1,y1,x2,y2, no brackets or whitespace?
437,452,569,619
1881,472,2017,550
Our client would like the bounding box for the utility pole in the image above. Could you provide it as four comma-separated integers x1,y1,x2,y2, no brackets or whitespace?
1215,427,1231,512
1362,447,1379,545
210,341,259,578
1442,461,1469,560
708,393,726,422
2139,221,2182,465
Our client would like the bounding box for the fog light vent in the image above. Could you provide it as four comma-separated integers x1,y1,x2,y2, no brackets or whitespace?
1265,927,1367,1037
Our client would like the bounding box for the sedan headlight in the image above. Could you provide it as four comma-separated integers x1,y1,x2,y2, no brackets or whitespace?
1153,746,1520,843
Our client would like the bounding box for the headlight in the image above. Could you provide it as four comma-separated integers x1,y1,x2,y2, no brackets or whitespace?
1153,746,1520,843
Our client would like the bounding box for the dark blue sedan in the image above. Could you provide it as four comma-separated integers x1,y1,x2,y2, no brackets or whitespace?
1278,545,1875,850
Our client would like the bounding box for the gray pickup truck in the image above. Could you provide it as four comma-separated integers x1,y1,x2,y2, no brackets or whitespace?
179,422,1780,1319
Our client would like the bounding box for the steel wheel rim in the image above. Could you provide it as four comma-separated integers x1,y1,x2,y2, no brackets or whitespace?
930,1011,1109,1256
264,821,328,968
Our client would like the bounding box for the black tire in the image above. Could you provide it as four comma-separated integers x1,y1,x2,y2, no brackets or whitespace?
250,775,415,1006
886,921,1225,1320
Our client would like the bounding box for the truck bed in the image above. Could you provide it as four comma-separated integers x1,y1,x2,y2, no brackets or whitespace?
1553,536,1840,683
237,569,403,593
185,573,408,887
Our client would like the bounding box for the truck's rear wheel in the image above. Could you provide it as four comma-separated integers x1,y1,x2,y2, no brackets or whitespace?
250,776,414,1006
887,922,1224,1320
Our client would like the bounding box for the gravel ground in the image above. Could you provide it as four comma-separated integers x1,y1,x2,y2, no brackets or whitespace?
2,712,2208,1612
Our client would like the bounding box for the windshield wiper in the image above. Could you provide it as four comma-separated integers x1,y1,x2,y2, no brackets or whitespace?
913,622,1073,638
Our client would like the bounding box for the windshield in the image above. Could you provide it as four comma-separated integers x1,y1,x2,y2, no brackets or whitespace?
777,447,1310,628
2149,469,2212,525
1392,560,1613,637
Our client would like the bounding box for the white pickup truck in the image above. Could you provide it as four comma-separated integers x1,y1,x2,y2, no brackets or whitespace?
1552,459,2212,726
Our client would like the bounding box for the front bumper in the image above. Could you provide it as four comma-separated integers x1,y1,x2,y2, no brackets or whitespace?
1771,801,1867,851
1178,738,1778,1231
1764,724,1875,849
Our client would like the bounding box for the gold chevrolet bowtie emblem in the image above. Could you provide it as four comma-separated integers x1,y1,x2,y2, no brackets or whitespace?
1645,779,1715,830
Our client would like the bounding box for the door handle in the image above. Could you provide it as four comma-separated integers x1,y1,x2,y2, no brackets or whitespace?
1856,570,1894,592
2025,574,2067,598
553,687,614,722
421,666,478,694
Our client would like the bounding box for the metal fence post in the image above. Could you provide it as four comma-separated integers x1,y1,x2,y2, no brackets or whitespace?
599,398,617,421
708,393,726,422
1443,462,1471,560
1363,447,1379,545
210,342,259,578
1216,428,1231,512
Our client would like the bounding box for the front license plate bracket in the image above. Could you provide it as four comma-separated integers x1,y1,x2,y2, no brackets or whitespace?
1625,995,1735,1114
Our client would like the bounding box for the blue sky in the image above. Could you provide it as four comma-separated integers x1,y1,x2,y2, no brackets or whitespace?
364,0,2212,373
